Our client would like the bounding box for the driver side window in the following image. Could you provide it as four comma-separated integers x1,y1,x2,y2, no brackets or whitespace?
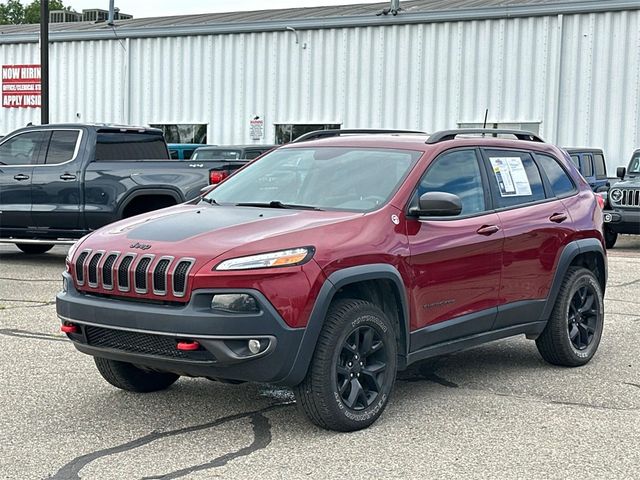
0,131,48,166
416,149,487,215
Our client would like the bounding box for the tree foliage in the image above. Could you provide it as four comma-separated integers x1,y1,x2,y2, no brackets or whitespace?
0,0,73,25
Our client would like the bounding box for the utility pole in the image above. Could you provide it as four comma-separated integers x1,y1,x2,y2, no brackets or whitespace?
40,0,49,124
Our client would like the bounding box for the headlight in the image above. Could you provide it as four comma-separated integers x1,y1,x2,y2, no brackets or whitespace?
609,189,623,203
215,247,314,271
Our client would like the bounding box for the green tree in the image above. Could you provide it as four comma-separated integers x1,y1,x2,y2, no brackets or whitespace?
24,0,71,24
0,0,25,25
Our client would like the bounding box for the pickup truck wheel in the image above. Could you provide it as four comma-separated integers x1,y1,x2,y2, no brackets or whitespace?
294,299,397,432
15,243,53,254
604,227,617,249
536,267,604,367
94,357,179,393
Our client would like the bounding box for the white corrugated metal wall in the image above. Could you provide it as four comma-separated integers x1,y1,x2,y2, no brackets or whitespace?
1,9,639,169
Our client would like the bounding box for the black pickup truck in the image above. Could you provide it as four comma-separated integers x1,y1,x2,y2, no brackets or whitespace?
0,124,242,253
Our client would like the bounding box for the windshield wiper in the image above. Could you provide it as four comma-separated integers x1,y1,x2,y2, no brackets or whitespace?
200,197,218,205
235,201,323,211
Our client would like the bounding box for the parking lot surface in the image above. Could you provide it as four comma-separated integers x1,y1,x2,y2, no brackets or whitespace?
1,237,639,480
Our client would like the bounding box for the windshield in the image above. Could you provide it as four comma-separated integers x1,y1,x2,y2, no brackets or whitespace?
204,147,421,212
192,149,242,160
629,154,640,174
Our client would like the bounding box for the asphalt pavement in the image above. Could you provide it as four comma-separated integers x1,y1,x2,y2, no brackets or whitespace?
0,237,638,479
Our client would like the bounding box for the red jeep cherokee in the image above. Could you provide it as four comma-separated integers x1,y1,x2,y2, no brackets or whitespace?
57,129,607,431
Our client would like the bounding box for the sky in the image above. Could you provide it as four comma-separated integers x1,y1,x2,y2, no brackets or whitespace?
16,0,381,18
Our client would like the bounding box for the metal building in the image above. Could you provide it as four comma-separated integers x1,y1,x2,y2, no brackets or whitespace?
0,0,639,170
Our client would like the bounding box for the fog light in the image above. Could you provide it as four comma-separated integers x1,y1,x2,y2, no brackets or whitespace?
604,213,613,223
248,339,261,354
211,294,259,313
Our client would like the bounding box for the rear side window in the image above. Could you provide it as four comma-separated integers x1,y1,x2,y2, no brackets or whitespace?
416,149,486,215
582,154,594,177
535,154,576,197
0,131,47,165
245,150,264,160
95,133,169,161
483,149,546,208
570,155,580,168
594,154,606,178
46,130,79,164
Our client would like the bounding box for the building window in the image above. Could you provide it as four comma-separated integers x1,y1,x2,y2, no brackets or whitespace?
458,122,540,135
275,124,341,144
150,124,207,144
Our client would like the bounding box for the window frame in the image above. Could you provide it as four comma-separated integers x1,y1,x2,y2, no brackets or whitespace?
405,147,493,221
533,152,578,200
479,147,554,211
593,153,607,179
0,128,83,168
581,154,594,178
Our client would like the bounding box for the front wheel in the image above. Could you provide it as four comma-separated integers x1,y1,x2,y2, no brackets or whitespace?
94,357,179,393
536,267,604,367
15,243,53,254
294,299,397,432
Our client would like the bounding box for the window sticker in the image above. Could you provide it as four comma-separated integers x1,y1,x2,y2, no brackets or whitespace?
490,157,532,197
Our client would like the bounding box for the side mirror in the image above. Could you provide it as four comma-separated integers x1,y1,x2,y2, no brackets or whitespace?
617,167,626,180
595,185,609,193
410,192,463,217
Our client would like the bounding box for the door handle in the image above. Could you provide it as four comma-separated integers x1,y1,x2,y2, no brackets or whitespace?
549,213,568,223
59,173,77,181
476,225,501,236
13,174,30,181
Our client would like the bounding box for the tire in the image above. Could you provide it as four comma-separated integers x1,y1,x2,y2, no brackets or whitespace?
604,227,618,249
536,267,604,367
294,298,397,432
94,357,179,393
15,243,53,254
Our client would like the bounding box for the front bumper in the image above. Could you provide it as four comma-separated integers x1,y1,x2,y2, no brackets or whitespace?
57,273,304,385
603,209,640,235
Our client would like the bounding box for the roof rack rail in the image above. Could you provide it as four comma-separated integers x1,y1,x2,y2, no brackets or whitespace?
426,129,545,144
292,129,427,143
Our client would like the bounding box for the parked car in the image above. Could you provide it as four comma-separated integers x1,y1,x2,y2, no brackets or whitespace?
192,145,276,185
602,148,640,248
167,143,208,160
564,148,609,192
0,124,244,254
58,128,607,432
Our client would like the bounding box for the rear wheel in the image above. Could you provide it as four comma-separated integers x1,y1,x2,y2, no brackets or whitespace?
604,227,618,249
94,357,179,393
536,267,604,367
294,299,397,432
15,243,53,254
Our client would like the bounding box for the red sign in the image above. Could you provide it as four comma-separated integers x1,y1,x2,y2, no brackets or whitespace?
2,64,41,108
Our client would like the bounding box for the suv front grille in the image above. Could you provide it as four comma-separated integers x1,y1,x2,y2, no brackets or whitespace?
74,252,195,300
616,189,640,207
84,326,214,361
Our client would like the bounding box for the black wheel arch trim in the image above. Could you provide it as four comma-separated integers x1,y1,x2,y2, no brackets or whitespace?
117,187,184,219
541,238,607,321
281,263,410,386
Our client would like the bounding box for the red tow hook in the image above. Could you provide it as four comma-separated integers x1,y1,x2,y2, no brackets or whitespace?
61,323,79,334
176,340,200,351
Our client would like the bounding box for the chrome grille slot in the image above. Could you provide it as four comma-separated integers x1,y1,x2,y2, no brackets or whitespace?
117,255,135,292
135,256,153,293
87,252,103,287
102,253,118,289
617,189,640,207
172,259,194,297
75,250,90,285
153,258,172,294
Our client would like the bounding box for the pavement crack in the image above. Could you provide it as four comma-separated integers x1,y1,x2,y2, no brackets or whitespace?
623,382,640,390
141,412,273,480
0,276,59,282
605,298,640,306
0,328,67,343
0,300,56,310
48,402,293,480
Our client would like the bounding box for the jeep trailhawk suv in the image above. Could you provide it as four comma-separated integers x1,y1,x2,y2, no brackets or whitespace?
57,129,607,431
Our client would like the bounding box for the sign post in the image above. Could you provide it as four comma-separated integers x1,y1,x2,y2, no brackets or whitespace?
40,0,49,123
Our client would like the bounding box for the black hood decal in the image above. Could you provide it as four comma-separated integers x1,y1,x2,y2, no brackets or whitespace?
126,206,291,242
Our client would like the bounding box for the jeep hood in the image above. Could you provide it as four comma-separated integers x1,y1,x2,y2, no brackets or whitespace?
82,203,363,262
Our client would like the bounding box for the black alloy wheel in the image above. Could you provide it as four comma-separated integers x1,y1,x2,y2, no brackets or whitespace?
567,285,599,350
336,325,388,411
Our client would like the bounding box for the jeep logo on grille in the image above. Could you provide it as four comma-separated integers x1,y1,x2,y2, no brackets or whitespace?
130,242,152,250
